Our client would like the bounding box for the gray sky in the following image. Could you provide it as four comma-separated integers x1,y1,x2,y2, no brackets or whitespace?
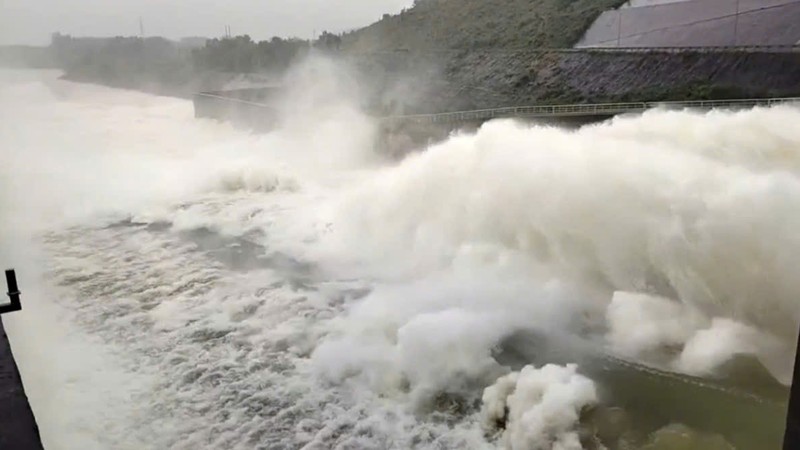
0,0,413,45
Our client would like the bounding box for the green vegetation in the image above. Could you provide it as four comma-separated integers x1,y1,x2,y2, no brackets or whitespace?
537,84,586,104
191,35,310,73
618,82,758,102
49,32,347,94
48,33,344,96
44,2,799,111
538,82,762,105
342,0,628,52
51,33,194,91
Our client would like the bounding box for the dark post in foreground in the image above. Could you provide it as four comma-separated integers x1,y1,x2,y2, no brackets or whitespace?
784,320,800,449
2,269,22,315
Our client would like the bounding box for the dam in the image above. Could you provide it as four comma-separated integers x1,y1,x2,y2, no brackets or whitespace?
193,87,800,155
578,0,800,48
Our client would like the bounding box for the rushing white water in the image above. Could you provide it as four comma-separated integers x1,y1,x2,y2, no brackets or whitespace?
1,66,800,449
481,365,597,450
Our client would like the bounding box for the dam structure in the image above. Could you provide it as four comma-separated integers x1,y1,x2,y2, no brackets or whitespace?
193,89,800,144
578,0,800,48
379,97,800,124
194,0,800,141
193,90,800,124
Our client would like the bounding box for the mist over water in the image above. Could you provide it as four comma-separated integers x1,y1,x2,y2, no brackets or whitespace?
1,66,800,449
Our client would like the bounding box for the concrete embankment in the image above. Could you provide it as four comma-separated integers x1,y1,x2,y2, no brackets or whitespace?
430,49,800,111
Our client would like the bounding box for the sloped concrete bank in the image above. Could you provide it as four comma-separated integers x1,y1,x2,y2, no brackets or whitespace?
429,49,800,112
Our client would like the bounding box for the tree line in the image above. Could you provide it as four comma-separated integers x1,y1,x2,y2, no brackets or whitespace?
51,32,344,76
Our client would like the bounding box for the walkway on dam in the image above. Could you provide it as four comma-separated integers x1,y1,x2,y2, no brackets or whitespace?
195,90,800,126
382,97,800,125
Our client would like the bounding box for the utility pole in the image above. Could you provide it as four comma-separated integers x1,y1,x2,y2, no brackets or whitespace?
139,17,145,37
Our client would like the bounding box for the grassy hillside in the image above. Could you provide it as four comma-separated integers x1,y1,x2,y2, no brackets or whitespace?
342,0,627,52
342,0,800,115
442,49,800,108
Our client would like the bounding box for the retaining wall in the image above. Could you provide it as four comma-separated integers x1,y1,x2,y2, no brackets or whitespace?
578,0,800,47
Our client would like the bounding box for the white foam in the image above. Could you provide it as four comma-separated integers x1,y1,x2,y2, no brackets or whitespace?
311,271,593,402
481,364,597,450
676,318,794,384
605,291,708,359
3,65,800,449
322,109,800,341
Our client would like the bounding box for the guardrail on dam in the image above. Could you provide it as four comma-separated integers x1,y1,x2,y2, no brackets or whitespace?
194,90,800,128
193,91,279,132
193,91,800,156
382,97,800,125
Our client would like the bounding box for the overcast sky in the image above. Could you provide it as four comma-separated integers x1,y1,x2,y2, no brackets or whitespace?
0,0,413,45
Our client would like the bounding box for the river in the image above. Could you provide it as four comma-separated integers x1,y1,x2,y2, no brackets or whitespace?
1,66,799,449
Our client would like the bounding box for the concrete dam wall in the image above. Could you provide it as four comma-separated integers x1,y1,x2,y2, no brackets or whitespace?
578,0,800,48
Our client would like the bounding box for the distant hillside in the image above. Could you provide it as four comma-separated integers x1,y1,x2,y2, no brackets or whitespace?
47,34,307,97
342,0,628,52
339,0,800,116
38,1,800,116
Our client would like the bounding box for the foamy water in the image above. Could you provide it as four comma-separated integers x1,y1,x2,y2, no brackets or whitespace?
1,67,799,449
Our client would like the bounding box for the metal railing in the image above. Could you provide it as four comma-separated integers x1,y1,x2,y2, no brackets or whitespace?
384,97,800,125
194,92,274,109
195,90,800,125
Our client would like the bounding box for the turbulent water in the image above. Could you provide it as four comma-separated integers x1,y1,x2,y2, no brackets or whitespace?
1,66,800,450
